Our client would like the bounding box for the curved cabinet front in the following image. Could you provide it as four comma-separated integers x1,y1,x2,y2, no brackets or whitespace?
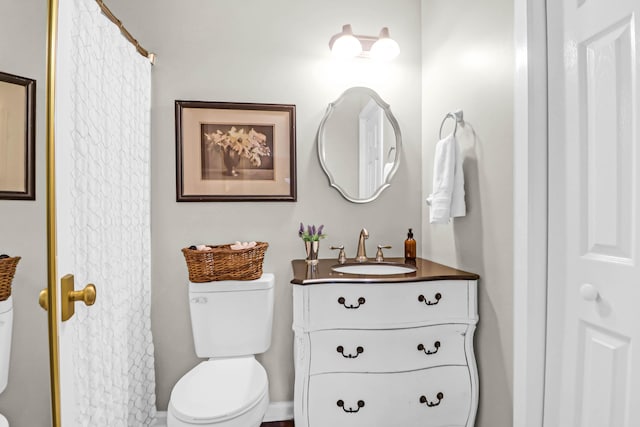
304,280,470,329
292,279,479,427
309,367,472,427
309,324,468,375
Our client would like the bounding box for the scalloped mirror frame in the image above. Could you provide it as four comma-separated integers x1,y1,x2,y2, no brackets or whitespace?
317,87,402,203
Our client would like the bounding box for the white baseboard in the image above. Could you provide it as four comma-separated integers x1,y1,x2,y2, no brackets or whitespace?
153,411,167,426
263,401,294,422
154,401,293,425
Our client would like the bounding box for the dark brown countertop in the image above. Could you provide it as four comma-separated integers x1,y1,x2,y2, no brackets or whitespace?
290,257,479,285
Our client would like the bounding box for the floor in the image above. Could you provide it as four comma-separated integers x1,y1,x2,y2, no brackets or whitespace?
156,417,294,426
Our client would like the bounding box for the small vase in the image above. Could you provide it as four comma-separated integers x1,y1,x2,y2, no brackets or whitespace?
223,147,240,176
305,240,320,265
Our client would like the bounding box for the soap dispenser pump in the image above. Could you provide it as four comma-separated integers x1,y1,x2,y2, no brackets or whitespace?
404,228,416,260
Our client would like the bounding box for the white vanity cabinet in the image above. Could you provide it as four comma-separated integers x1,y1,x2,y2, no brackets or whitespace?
291,259,479,427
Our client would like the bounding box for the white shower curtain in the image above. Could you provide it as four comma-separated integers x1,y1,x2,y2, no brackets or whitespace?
55,0,156,425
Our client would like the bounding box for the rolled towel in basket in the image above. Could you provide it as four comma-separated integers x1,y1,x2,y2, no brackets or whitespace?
230,241,257,250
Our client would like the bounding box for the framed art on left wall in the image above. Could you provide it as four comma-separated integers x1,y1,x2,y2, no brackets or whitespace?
175,100,297,202
0,71,36,200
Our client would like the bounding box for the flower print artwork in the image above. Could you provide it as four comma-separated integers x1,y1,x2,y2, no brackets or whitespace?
201,124,274,179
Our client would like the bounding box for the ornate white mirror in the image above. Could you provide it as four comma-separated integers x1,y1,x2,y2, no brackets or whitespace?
317,87,401,203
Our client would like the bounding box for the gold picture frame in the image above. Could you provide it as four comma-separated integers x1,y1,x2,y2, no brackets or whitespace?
0,71,36,200
175,101,296,202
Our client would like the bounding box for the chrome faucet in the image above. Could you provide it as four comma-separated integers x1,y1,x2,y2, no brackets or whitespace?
330,245,347,264
355,228,369,262
375,245,392,262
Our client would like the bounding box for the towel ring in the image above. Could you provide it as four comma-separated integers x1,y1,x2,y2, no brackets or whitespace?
438,110,464,139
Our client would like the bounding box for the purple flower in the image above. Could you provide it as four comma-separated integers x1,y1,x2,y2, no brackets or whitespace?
297,222,327,242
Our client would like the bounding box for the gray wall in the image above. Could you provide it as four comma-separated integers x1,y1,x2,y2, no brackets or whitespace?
421,1,514,426
108,0,424,409
0,0,51,425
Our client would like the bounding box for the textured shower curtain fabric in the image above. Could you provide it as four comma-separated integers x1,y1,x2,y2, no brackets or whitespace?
57,0,156,425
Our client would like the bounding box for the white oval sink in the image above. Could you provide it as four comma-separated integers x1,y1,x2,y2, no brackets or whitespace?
332,263,416,275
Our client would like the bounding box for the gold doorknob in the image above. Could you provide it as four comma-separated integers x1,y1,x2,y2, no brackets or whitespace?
61,274,97,321
39,289,49,311
37,276,97,321
70,284,96,306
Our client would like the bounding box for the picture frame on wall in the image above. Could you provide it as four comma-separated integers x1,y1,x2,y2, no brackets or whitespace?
0,71,36,200
175,100,296,202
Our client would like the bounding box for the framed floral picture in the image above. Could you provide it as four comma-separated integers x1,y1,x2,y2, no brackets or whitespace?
0,71,36,200
175,101,296,202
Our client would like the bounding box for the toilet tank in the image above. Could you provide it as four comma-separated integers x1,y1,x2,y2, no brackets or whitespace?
0,297,13,394
188,273,274,358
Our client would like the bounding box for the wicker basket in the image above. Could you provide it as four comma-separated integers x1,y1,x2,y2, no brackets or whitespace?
0,256,21,301
182,242,268,282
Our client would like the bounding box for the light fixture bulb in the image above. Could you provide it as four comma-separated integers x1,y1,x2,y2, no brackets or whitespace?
370,27,400,60
330,24,362,58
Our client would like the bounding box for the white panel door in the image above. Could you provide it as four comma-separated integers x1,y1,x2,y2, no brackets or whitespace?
546,0,640,426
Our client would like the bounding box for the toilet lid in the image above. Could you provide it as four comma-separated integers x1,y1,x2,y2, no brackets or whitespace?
170,357,268,424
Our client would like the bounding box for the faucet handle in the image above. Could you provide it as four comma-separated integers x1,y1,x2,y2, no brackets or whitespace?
330,245,347,264
375,245,392,262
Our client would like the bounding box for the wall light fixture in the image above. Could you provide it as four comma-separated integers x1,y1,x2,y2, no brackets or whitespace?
329,24,400,60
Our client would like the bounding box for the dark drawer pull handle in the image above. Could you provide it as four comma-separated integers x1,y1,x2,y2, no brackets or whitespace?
418,292,442,306
337,345,364,358
419,392,444,407
337,296,366,309
417,341,441,355
337,399,365,413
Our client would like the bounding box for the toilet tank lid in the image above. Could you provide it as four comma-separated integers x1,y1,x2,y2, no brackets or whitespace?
189,273,274,293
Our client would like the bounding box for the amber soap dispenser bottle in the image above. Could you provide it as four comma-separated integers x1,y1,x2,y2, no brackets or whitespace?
404,228,416,260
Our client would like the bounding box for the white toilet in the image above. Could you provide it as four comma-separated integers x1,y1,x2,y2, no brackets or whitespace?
0,297,13,427
167,274,275,427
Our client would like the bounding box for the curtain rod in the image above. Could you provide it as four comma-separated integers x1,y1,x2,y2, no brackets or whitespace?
95,0,156,64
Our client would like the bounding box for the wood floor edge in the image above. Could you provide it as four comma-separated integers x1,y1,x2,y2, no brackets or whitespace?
261,421,294,427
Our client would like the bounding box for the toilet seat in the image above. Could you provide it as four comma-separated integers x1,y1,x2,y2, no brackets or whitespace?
169,357,268,424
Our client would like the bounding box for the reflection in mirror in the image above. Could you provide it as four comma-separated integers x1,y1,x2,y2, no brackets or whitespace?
0,1,50,425
317,87,401,203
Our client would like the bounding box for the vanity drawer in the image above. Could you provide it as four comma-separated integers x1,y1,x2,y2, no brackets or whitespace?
309,324,468,374
303,280,469,330
307,366,471,427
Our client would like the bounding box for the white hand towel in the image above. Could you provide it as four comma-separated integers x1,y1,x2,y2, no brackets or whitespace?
230,241,257,250
426,134,466,224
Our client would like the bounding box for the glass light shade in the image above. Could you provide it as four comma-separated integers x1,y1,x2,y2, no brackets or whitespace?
331,34,362,58
370,27,400,60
